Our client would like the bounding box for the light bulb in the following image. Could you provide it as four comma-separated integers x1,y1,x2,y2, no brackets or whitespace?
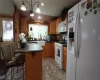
30,13,34,17
20,2,26,11
41,2,44,6
36,7,41,13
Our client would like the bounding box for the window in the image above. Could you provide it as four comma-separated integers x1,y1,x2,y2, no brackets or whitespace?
29,24,48,40
3,20,13,41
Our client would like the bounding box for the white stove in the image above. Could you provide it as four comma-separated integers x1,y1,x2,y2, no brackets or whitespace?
55,42,63,69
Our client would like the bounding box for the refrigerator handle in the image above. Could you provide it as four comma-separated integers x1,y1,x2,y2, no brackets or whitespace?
74,13,79,57
77,12,81,58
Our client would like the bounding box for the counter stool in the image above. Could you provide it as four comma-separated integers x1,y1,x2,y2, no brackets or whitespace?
0,60,6,80
10,42,25,74
1,44,25,80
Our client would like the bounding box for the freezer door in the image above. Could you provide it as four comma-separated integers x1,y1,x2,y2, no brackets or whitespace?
76,0,100,80
67,4,79,80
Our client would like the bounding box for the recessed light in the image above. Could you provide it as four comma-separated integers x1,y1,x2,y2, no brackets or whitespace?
38,16,41,19
41,2,44,6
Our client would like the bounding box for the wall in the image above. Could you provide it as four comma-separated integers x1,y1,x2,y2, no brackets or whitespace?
0,0,14,16
0,0,14,41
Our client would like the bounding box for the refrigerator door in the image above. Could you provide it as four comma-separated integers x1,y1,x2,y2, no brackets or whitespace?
66,4,79,80
76,0,100,80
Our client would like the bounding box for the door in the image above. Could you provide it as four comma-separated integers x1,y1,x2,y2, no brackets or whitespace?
67,4,79,80
76,0,100,80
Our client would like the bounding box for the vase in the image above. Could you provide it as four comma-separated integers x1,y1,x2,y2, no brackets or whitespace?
20,42,26,48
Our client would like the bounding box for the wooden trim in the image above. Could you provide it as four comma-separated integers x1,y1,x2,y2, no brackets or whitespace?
28,20,49,25
0,14,13,19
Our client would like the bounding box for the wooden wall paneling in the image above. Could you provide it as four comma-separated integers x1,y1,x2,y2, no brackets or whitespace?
20,17,28,34
13,8,20,42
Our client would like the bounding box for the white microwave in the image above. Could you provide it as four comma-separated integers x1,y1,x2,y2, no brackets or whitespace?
58,21,67,33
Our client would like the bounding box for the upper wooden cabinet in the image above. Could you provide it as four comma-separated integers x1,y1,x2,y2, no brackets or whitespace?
49,20,56,34
49,17,61,34
20,17,28,34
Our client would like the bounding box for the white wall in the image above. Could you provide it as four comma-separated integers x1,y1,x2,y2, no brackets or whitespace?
0,0,14,16
0,0,14,41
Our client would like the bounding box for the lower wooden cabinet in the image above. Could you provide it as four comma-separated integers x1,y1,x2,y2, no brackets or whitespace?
63,47,67,71
45,43,54,57
42,46,46,57
42,42,55,58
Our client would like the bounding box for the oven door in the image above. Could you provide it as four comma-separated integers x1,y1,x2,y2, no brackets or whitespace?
55,46,62,64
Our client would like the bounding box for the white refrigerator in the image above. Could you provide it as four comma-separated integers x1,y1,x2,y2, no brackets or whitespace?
67,0,100,80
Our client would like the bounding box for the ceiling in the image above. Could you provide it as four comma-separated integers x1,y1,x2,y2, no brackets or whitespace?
13,0,79,16
13,0,79,21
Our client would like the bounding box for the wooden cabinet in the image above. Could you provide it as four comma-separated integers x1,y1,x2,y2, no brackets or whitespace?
49,20,56,34
45,43,54,57
25,52,42,80
42,46,46,57
49,17,61,34
63,47,67,71
56,17,61,33
20,17,28,34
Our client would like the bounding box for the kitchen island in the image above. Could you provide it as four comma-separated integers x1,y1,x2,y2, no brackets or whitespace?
14,43,43,80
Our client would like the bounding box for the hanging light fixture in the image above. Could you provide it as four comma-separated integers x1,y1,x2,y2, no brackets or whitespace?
36,4,41,13
30,10,34,17
20,1,26,11
20,0,44,17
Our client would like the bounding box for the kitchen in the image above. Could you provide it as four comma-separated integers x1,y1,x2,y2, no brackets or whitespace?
0,0,100,80
0,0,74,80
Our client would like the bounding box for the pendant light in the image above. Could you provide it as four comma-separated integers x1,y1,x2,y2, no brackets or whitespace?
30,10,34,17
36,4,41,13
20,0,44,17
20,1,26,11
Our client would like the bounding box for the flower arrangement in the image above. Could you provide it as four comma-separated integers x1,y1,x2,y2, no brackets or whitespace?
19,33,27,48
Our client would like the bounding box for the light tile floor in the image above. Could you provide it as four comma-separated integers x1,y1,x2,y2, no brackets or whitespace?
4,58,66,80
43,58,66,80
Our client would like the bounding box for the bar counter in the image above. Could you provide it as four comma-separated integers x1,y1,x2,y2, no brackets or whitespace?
14,43,43,80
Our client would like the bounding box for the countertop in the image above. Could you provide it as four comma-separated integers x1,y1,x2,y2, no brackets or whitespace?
14,43,43,53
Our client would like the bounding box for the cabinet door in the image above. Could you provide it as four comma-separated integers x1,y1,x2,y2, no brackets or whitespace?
45,43,54,57
42,46,46,58
20,17,28,34
56,17,61,33
63,47,67,71
49,20,56,34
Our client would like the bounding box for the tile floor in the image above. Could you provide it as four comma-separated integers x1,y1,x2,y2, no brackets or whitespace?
3,58,66,80
43,58,66,80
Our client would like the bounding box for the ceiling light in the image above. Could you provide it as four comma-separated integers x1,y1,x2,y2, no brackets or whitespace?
20,1,26,11
30,10,34,17
20,0,43,16
38,16,41,19
41,2,44,6
36,7,41,13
